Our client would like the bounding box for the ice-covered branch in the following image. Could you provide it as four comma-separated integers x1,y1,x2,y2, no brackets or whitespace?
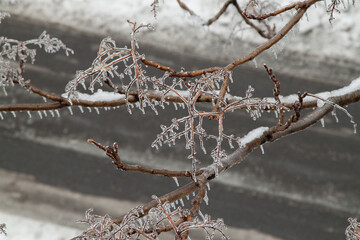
113,78,359,227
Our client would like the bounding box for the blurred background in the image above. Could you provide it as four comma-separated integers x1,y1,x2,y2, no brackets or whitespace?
0,1,359,239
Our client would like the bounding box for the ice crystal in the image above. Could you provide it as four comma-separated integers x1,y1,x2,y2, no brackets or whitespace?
346,218,360,240
152,70,279,176
64,22,157,113
0,29,72,90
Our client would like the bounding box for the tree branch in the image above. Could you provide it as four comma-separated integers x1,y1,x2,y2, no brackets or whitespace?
88,139,204,178
114,81,359,224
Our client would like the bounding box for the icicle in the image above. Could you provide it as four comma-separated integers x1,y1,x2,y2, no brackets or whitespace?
27,111,32,118
179,198,184,207
272,48,277,59
38,111,43,119
192,192,196,197
170,202,176,209
274,110,279,118
55,109,60,117
331,110,339,123
186,195,190,200
87,107,92,112
2,86,7,96
206,182,210,191
173,102,178,110
198,210,205,221
229,74,233,83
175,200,179,205
43,110,47,117
94,107,100,114
252,58,258,68
137,218,143,226
305,12,309,22
68,107,73,115
0,112,3,120
323,0,327,8
172,177,179,187
49,110,55,117
81,81,86,90
78,106,84,113
11,111,16,118
42,97,47,102
320,118,325,127
203,190,209,205
260,145,265,154
353,123,357,134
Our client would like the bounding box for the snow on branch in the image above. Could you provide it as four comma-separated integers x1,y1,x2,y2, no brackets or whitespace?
264,77,360,106
64,21,157,112
62,89,125,103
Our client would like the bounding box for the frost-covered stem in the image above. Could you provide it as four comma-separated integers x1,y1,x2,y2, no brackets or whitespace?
269,97,339,140
115,85,359,225
190,183,206,216
114,181,200,224
130,22,144,108
144,218,186,235
2,79,359,112
211,70,229,116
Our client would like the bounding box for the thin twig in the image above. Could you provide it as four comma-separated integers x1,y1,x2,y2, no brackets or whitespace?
204,0,233,26
88,139,203,178
114,87,359,224
244,1,306,20
176,0,196,16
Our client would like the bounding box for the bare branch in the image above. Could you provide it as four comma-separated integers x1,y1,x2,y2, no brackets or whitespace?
176,0,197,16
244,1,306,20
204,0,233,26
88,139,203,178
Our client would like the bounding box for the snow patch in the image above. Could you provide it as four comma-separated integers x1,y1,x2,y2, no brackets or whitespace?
0,211,80,240
239,126,269,147
0,0,359,66
61,89,125,102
